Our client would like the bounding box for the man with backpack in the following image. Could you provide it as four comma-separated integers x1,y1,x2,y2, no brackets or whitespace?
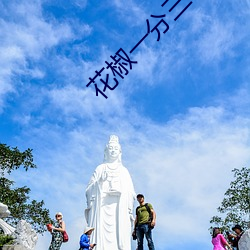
132,194,156,250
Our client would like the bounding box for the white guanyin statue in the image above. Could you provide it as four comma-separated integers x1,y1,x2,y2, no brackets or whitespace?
0,202,15,235
13,220,38,250
85,135,136,250
0,202,38,250
239,228,250,250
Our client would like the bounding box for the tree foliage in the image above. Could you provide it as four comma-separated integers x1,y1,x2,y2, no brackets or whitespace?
210,167,250,232
0,234,14,246
0,144,36,175
0,143,52,233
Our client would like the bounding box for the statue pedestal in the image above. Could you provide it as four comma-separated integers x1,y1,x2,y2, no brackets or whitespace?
239,229,250,250
1,245,26,250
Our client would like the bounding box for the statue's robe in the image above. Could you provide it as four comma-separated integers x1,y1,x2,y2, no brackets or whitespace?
239,229,250,250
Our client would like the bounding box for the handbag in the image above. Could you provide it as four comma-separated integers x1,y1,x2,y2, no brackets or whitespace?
62,231,69,242
46,224,52,232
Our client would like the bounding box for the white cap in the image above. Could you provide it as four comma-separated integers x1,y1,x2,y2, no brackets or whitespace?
55,212,63,218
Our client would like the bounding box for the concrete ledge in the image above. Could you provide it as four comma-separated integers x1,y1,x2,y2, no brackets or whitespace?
2,245,26,250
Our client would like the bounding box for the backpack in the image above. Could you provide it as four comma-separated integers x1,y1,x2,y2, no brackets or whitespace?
136,203,154,229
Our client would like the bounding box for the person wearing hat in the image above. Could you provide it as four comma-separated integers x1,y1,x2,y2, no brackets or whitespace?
230,225,244,250
133,194,156,250
79,227,96,250
48,212,66,250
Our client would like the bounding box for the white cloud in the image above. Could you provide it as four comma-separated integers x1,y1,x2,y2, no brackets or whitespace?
112,0,148,26
233,0,250,14
0,2,73,58
73,0,87,9
196,19,236,63
48,84,126,120
0,1,77,111
189,1,249,64
131,45,160,85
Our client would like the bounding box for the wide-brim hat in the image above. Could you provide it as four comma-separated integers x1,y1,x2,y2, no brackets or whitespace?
232,225,242,231
84,227,94,234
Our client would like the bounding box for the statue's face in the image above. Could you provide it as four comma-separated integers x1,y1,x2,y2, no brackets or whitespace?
107,142,121,160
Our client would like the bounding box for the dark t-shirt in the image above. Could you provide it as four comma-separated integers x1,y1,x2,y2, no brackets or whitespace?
231,232,244,249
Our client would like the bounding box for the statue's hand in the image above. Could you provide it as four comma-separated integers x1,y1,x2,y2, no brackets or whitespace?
101,171,108,181
88,201,92,208
86,195,95,209
129,213,135,222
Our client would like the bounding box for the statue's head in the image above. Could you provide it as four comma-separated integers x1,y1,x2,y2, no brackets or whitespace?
0,202,10,218
104,135,122,163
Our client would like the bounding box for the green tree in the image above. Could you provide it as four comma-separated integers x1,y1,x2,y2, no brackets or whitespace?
0,143,52,233
210,167,250,232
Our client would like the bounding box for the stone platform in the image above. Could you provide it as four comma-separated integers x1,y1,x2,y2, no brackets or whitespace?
1,245,26,250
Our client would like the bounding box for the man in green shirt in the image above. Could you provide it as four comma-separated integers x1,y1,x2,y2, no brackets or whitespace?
133,194,156,250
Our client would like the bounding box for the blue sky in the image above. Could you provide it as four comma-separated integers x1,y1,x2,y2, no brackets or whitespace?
0,0,250,249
